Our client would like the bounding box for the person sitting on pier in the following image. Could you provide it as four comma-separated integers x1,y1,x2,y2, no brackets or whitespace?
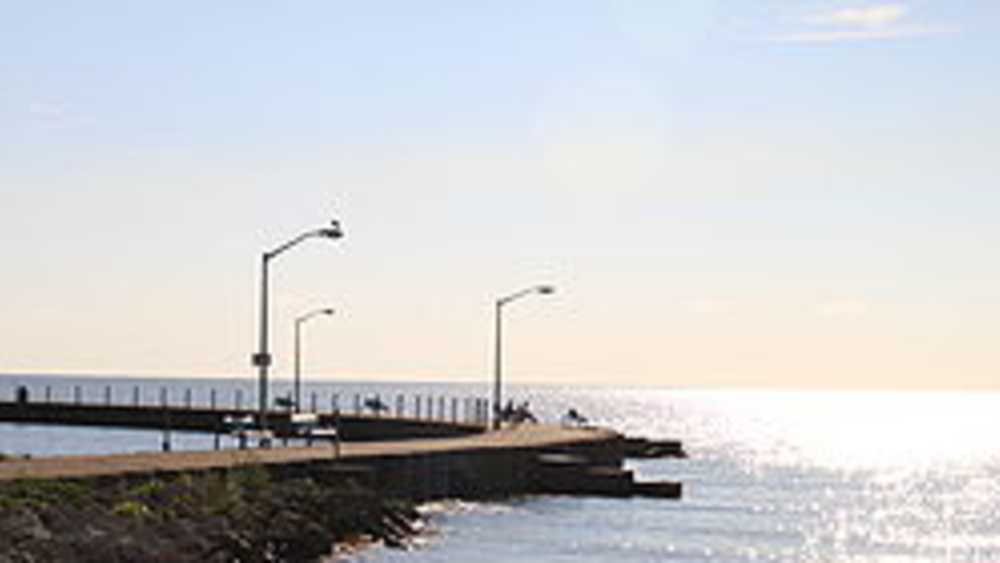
512,401,537,424
562,408,588,427
500,399,516,423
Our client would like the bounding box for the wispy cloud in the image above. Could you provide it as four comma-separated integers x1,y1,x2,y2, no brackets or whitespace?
766,3,959,44
805,4,908,28
771,25,959,44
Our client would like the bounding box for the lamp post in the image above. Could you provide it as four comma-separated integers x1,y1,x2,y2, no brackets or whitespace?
294,307,334,413
492,285,555,430
253,219,343,445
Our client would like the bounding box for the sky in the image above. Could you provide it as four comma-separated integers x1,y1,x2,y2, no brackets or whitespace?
1,1,998,389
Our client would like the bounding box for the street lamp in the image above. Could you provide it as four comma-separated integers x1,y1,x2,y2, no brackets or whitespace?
252,219,343,445
294,307,334,413
492,284,555,430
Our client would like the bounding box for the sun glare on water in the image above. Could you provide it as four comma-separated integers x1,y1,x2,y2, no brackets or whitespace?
646,391,1000,560
701,391,1000,472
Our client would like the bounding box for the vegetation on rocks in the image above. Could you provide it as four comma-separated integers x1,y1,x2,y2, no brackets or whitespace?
0,465,420,563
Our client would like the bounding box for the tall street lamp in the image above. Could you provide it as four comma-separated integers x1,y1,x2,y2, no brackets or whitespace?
294,307,334,413
492,284,555,430
252,219,343,444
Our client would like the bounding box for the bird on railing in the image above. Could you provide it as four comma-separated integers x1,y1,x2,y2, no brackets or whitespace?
363,396,389,415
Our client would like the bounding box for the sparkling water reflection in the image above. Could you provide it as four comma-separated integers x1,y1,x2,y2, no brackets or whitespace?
364,388,1000,562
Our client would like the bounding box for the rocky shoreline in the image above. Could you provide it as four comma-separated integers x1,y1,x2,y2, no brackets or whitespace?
0,465,421,563
0,426,645,561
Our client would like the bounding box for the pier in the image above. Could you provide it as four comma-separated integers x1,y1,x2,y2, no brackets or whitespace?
0,400,483,442
0,382,685,500
0,388,684,560
0,425,610,483
0,381,493,442
0,424,679,501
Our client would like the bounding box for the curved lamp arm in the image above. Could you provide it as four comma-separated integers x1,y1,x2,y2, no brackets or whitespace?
296,307,335,326
266,220,344,261
498,285,555,307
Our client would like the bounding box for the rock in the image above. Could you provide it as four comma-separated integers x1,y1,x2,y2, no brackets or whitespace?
0,509,52,544
0,470,422,563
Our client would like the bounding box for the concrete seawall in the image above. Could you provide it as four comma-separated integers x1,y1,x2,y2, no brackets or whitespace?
0,425,624,501
349,430,625,500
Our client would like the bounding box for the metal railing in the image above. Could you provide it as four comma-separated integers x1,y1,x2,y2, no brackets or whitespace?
6,383,491,425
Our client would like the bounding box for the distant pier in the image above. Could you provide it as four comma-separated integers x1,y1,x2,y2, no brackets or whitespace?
0,382,493,442
0,400,483,442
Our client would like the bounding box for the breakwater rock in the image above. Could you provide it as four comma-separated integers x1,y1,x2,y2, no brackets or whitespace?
0,467,419,563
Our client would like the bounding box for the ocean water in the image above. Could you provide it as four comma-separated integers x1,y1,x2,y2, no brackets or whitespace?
363,388,1000,562
2,375,999,562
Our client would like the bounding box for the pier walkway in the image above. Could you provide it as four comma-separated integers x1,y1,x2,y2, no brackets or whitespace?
0,425,618,483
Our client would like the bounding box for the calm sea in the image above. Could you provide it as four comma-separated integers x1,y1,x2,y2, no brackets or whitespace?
2,375,999,562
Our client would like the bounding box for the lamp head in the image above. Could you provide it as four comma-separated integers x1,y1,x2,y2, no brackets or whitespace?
320,220,344,239
536,285,556,295
321,308,335,315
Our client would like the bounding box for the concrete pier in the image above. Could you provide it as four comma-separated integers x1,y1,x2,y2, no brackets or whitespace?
0,424,683,502
0,425,624,498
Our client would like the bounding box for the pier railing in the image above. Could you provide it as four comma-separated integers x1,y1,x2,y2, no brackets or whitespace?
3,382,492,427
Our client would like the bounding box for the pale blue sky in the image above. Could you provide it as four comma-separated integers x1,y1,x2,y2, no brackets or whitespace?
2,2,998,388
